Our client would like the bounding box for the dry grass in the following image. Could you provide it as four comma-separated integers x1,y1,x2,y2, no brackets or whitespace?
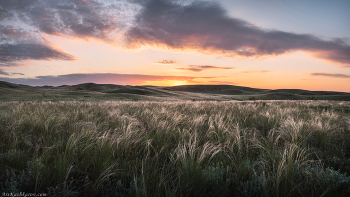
0,100,350,196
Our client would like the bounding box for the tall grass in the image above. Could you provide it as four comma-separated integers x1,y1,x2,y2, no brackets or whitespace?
0,100,350,196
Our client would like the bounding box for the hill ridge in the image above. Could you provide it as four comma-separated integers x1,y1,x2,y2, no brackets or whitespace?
1,81,349,101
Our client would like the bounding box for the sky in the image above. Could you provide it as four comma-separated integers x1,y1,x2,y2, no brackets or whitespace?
0,0,349,92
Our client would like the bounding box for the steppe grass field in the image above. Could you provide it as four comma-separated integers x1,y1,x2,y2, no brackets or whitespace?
1,100,350,196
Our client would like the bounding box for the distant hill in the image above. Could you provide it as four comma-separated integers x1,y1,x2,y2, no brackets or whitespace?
1,81,350,101
269,89,348,95
163,85,265,95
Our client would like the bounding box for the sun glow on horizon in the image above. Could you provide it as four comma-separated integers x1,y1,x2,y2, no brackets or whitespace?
172,81,187,86
140,80,189,86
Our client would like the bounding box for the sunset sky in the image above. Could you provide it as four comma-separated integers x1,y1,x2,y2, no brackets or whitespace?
0,0,349,91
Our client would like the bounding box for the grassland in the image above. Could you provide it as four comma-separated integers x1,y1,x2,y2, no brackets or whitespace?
1,100,350,196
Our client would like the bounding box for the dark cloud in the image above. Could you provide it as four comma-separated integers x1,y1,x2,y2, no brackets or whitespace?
0,23,75,72
0,70,25,76
242,70,269,74
0,24,47,48
0,68,9,75
0,0,124,41
126,0,350,65
156,60,177,64
0,0,36,20
0,73,213,86
311,73,350,78
0,61,30,68
177,65,234,72
0,43,75,63
11,72,24,75
0,25,33,40
0,43,75,71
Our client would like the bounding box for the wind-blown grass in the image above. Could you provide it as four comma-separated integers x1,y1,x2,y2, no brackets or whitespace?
0,100,350,196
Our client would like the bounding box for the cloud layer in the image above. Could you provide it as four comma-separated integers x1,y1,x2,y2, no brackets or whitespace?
0,0,124,41
156,60,178,64
177,65,234,72
0,73,211,86
0,0,130,73
0,68,8,75
126,0,350,65
0,24,75,72
311,73,350,78
0,43,75,63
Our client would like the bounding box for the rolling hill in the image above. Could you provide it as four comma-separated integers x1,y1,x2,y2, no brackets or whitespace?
1,81,350,101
